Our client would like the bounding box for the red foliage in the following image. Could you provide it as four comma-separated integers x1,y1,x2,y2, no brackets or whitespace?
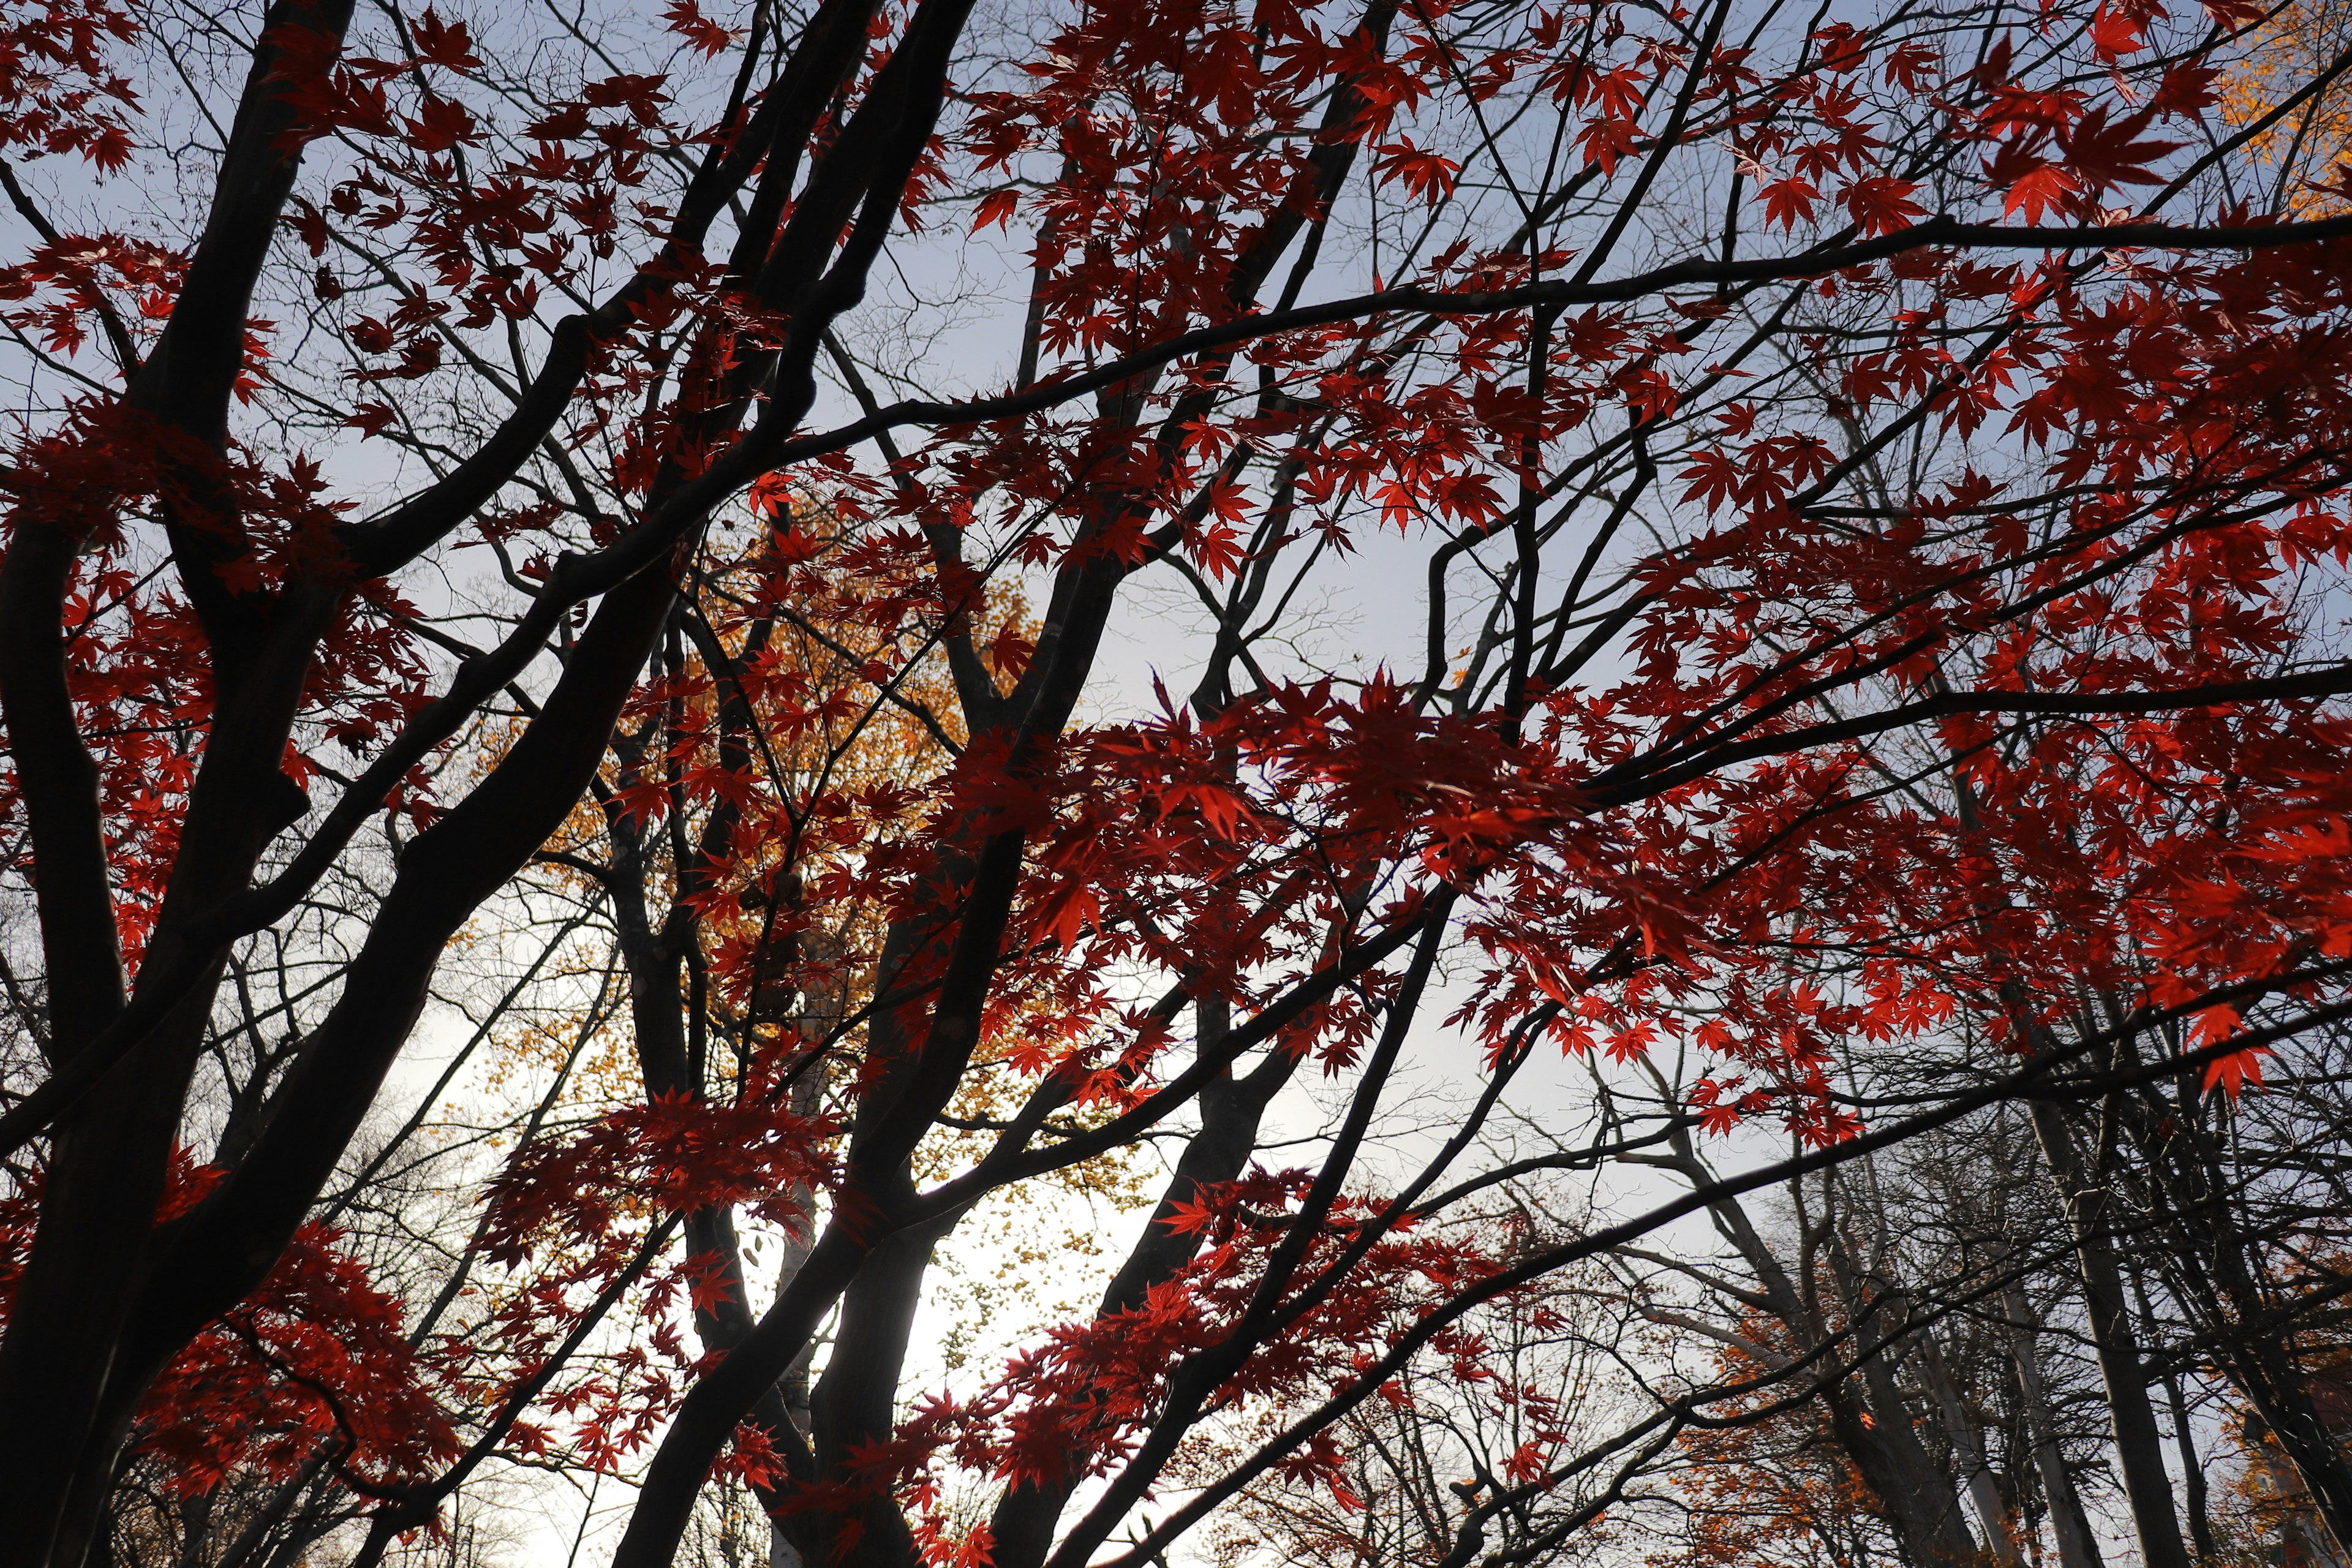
0,1155,454,1494
7,0,2352,1562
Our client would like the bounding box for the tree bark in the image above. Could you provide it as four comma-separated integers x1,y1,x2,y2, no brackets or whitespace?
2028,1101,2192,1568
1919,1334,2024,1568
2139,1107,2352,1557
985,997,1305,1568
2003,1280,2106,1568
1653,1127,1983,1568
2161,1362,2215,1561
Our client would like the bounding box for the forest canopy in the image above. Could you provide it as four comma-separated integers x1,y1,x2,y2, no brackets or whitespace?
6,1,2352,1566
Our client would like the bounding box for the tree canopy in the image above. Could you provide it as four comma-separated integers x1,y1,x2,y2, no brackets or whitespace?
7,0,2352,1566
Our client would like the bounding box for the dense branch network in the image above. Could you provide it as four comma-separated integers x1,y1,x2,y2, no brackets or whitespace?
6,2,2352,1568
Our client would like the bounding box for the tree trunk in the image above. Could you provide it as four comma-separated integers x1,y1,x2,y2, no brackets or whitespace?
2029,1102,2192,1568
2130,1264,2215,1563
985,997,1304,1568
2134,1098,2352,1558
1919,1334,2024,1568
1656,1133,1982,1568
2003,1280,2106,1568
2161,1365,2215,1561
769,981,835,1568
1849,1318,1986,1564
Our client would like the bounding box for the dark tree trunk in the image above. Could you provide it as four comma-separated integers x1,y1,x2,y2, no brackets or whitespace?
2003,1280,2106,1568
2029,1101,2192,1568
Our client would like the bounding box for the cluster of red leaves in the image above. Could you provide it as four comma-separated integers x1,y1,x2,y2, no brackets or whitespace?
0,1153,455,1494
482,1080,836,1267
0,407,431,956
0,0,137,170
478,1242,712,1477
266,2,742,440
0,230,178,364
883,1173,1524,1511
965,0,1419,361
15,0,2352,1539
135,1218,460,1493
0,0,167,358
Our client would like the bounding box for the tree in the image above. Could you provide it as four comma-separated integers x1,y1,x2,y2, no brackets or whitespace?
11,1,2352,1566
